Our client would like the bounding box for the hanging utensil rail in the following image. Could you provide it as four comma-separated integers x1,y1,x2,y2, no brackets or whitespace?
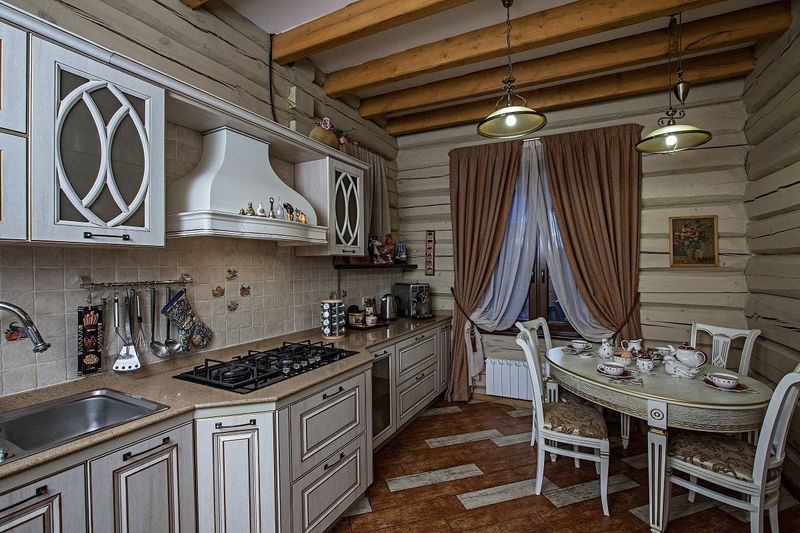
78,275,193,291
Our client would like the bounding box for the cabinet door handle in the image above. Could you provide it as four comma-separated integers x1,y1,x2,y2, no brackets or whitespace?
323,386,345,399
0,486,47,514
215,419,256,430
415,334,425,341
123,437,171,461
323,452,346,471
84,231,131,241
416,372,426,381
342,249,357,254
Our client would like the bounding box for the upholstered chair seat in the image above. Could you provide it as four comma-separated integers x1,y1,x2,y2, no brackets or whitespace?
543,402,608,440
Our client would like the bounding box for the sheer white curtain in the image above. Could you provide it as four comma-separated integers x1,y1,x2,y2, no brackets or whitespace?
465,140,612,382
530,141,613,341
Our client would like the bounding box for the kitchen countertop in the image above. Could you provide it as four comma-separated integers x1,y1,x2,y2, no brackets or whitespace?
0,315,451,480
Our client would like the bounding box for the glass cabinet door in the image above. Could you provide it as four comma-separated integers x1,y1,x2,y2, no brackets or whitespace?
330,161,364,255
30,37,165,246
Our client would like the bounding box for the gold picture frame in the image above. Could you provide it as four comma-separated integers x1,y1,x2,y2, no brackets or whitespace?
669,215,719,268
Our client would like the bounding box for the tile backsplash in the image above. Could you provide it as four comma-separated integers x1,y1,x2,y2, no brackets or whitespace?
0,240,401,396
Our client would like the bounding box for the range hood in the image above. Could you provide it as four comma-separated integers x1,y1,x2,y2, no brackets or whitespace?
166,127,327,243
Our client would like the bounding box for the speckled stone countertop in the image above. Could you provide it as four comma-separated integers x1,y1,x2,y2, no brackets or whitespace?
0,316,451,480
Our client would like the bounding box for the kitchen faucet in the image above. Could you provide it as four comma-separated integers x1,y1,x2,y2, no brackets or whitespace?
0,302,50,353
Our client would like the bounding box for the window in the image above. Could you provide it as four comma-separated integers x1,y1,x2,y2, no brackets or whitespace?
527,229,577,338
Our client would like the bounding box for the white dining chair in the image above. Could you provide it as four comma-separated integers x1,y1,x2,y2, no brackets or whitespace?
666,363,800,533
690,322,761,375
618,323,762,450
515,332,611,516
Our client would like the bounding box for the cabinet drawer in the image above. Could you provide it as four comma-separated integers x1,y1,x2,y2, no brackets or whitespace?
396,328,437,352
88,423,195,533
397,333,436,382
291,436,366,533
290,373,366,480
397,362,439,427
0,464,86,532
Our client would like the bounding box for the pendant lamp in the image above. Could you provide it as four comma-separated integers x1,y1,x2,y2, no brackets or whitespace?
636,14,711,154
477,0,546,138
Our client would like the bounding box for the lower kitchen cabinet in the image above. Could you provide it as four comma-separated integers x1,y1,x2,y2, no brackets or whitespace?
291,437,367,533
437,323,452,393
195,412,274,533
397,361,439,427
0,465,86,532
88,423,194,533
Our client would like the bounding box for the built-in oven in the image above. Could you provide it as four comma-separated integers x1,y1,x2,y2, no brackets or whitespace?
371,346,396,448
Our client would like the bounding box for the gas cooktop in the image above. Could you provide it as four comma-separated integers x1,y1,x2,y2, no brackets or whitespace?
174,341,359,394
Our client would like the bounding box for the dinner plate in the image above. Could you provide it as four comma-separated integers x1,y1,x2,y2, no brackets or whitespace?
702,378,751,393
596,367,634,379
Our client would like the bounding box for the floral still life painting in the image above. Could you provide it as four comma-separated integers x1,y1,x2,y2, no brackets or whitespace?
669,215,719,267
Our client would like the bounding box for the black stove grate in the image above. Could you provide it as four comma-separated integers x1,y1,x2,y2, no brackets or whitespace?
174,340,358,394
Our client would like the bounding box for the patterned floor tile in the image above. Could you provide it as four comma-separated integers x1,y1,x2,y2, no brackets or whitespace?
419,406,463,417
386,464,484,492
505,408,533,418
491,432,532,447
457,476,557,509
425,429,504,448
344,496,373,517
621,453,648,470
542,473,638,507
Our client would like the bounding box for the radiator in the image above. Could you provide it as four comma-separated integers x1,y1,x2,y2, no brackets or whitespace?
485,358,532,401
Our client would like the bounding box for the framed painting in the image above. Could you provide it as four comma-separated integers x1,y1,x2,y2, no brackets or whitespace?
669,215,719,268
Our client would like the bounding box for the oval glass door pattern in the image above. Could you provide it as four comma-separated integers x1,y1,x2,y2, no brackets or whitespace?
55,67,149,229
333,169,361,247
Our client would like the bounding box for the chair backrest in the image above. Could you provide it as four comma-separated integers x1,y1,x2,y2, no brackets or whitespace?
515,317,553,353
753,363,800,486
515,332,546,431
690,322,760,375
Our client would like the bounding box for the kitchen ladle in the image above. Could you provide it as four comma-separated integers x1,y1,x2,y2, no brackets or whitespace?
164,286,183,354
149,287,169,359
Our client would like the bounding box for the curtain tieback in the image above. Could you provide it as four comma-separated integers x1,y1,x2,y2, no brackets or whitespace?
612,292,641,339
450,287,478,329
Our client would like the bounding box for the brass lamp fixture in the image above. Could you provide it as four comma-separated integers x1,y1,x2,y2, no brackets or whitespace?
477,0,546,138
636,14,712,154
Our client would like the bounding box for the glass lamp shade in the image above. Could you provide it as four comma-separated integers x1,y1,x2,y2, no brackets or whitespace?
477,105,547,138
635,123,712,154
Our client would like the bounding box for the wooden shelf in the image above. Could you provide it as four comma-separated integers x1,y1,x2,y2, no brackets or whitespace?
333,263,418,271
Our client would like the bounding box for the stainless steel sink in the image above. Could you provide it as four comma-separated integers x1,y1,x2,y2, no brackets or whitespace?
0,389,168,464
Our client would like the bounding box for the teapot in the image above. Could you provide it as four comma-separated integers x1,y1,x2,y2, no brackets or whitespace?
598,338,614,359
663,355,702,378
668,344,707,369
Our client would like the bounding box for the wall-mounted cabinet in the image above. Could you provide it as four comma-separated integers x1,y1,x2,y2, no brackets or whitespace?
0,20,26,134
295,158,366,256
0,133,27,241
30,37,165,246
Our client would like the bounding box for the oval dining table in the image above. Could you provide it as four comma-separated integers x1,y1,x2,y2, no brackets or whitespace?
545,346,773,533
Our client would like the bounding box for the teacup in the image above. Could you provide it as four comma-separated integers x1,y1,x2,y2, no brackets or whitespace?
598,363,625,376
570,340,592,351
707,372,739,389
636,358,655,372
612,354,633,367
621,339,643,352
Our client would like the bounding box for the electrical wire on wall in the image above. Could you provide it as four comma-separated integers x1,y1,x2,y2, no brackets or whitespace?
268,33,277,122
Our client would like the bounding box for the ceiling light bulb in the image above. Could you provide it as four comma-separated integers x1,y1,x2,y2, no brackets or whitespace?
505,114,517,127
665,134,678,148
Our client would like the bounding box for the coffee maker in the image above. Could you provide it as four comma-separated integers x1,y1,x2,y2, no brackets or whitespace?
393,282,433,319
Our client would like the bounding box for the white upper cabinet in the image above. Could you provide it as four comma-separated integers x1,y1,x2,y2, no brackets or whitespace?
30,37,165,246
295,158,366,256
0,20,26,134
0,133,27,240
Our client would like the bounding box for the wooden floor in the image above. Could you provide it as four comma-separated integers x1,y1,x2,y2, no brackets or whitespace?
332,398,800,532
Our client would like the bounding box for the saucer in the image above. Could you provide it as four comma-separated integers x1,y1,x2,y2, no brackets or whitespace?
563,346,592,355
596,366,634,379
702,378,750,393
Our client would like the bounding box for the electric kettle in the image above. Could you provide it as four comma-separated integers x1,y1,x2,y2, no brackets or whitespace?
379,294,398,321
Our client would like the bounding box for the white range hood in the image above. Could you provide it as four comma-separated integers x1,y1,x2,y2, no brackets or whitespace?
166,127,327,243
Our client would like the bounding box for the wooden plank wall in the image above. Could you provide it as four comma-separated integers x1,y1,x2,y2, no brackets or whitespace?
8,0,399,233
742,0,800,485
397,79,751,349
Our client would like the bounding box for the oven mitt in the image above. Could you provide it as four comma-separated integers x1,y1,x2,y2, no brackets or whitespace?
162,288,212,349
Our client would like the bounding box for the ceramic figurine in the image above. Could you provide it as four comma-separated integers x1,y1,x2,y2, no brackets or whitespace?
283,202,294,221
274,197,285,220
268,197,276,218
256,202,266,217
245,202,256,216
238,208,246,215
297,210,307,224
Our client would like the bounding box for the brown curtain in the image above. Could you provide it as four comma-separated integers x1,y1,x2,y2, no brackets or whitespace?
448,141,522,401
541,124,643,340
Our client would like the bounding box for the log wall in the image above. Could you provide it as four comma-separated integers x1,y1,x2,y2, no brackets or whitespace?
742,0,800,487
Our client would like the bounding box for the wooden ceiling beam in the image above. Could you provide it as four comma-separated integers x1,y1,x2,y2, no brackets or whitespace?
272,0,473,65
181,0,209,8
384,48,755,136
324,0,726,97
361,2,788,119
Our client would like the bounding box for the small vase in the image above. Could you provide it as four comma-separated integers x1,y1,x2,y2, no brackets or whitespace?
309,126,339,148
